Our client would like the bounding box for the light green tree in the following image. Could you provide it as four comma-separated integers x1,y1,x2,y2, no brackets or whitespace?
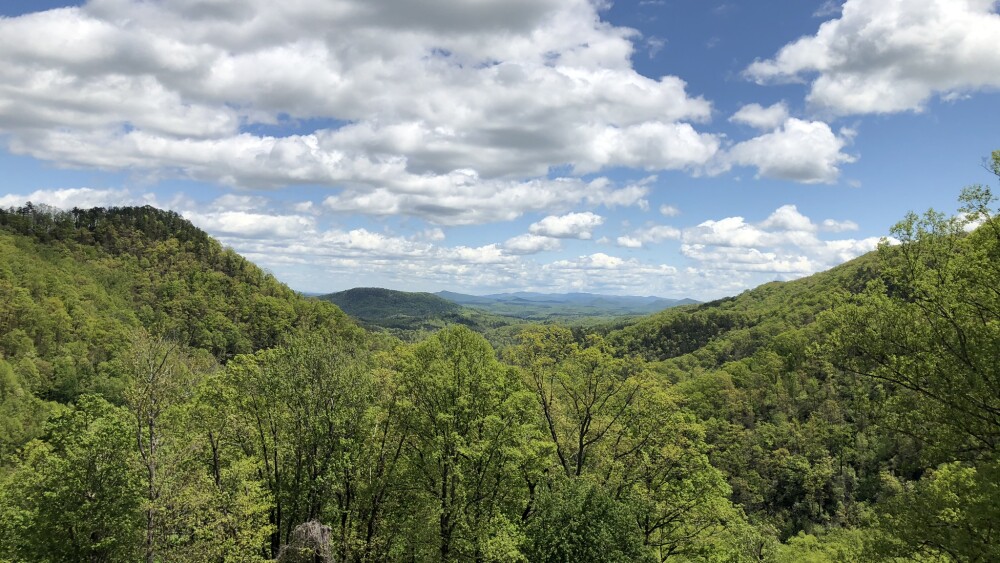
0,395,143,562
398,325,539,562
821,163,1000,560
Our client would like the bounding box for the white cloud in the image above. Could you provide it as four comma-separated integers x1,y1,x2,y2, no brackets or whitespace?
681,204,879,276
616,224,681,248
210,194,269,212
551,253,626,270
659,204,680,217
0,0,725,224
415,228,446,242
725,118,855,183
529,211,604,239
293,201,318,214
321,176,647,225
581,122,720,174
0,187,155,209
685,216,770,248
821,218,859,232
813,0,842,17
542,253,680,293
646,36,666,58
660,204,681,217
182,210,316,239
760,204,816,232
729,102,789,130
504,233,562,254
746,0,1000,115
642,225,683,241
681,244,819,274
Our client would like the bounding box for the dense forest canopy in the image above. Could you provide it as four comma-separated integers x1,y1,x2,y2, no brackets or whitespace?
0,151,997,561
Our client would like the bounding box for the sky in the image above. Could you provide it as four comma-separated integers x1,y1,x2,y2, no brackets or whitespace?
0,0,998,300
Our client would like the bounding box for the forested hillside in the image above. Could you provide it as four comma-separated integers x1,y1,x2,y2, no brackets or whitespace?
318,287,519,339
1,162,999,562
322,287,463,320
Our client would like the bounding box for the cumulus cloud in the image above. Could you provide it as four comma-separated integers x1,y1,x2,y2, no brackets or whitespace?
0,0,728,224
725,118,855,183
414,228,446,242
821,218,859,232
746,0,1000,115
616,224,681,248
616,236,643,248
0,187,151,209
181,211,316,239
659,204,680,217
542,253,680,293
730,102,790,130
681,204,879,276
529,212,604,239
680,244,820,274
322,176,647,225
503,233,562,254
760,204,817,232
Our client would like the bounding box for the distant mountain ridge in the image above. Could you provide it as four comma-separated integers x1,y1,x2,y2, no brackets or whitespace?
320,287,461,320
317,287,699,335
316,287,518,338
436,290,699,316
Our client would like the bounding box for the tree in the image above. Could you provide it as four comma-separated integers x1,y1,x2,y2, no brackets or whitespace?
0,395,143,562
118,330,202,563
511,326,739,560
224,329,387,560
509,327,644,478
522,478,651,563
824,185,1000,462
399,326,539,561
821,167,1000,559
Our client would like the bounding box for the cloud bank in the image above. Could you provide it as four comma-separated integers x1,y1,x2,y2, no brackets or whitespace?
747,0,1000,115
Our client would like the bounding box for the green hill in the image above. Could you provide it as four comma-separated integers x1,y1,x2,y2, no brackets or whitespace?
0,204,359,453
609,250,879,374
317,287,522,339
320,287,462,321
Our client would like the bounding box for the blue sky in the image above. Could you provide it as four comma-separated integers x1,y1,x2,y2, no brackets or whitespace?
1,0,998,299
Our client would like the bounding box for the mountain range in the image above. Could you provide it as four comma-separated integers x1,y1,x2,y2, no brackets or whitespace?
320,287,699,333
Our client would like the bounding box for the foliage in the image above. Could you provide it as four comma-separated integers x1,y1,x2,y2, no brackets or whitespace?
522,478,651,563
396,326,539,561
0,395,142,562
819,183,1000,560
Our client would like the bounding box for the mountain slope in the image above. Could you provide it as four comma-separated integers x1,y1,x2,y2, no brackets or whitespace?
318,287,462,325
317,287,522,338
0,204,359,456
608,250,879,372
0,205,356,364
320,287,462,320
